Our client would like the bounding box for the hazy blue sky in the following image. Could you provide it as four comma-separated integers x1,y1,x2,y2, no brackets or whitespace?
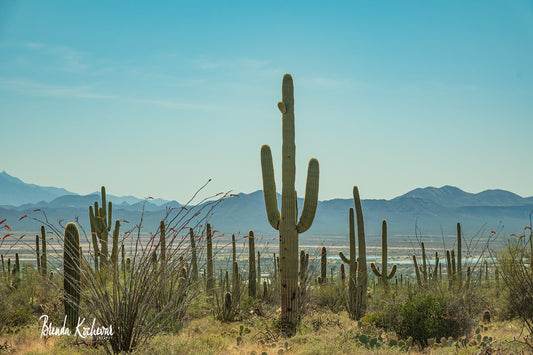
1,1,532,202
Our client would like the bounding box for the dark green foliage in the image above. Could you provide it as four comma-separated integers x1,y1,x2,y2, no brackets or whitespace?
63,222,80,331
372,291,474,346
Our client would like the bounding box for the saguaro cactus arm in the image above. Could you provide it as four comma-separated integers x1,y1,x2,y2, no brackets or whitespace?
261,145,280,230
296,158,319,233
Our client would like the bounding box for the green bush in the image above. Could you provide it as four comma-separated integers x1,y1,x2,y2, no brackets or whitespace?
370,291,474,346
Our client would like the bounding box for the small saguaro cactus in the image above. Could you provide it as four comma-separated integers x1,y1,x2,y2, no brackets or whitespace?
257,251,261,293
36,235,41,271
260,73,319,332
248,230,256,298
189,228,198,281
340,263,346,287
41,225,47,276
13,253,20,284
232,261,241,304
339,187,368,320
370,220,397,286
413,254,422,286
299,250,309,283
206,223,214,292
320,246,327,285
64,222,81,331
159,221,166,269
89,186,120,273
1,254,5,279
339,187,369,320
232,234,237,265
457,222,462,285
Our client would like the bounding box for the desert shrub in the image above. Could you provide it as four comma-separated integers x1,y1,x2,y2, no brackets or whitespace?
314,282,345,313
369,289,475,346
494,226,533,335
27,183,230,353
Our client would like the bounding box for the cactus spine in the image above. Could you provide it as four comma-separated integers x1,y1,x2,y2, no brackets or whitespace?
260,74,319,331
206,223,214,292
189,228,198,281
64,222,81,331
248,230,256,298
370,220,397,286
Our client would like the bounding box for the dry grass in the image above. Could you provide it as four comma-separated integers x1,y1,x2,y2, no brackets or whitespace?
2,310,531,355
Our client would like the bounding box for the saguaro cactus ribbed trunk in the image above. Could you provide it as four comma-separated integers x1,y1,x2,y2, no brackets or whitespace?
261,74,319,333
64,222,80,331
370,220,397,286
248,230,257,298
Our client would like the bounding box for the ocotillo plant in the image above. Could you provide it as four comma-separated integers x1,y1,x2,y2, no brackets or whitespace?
370,220,397,287
206,223,214,292
189,228,198,281
40,225,47,276
261,73,319,332
248,230,256,298
320,246,327,285
64,222,80,331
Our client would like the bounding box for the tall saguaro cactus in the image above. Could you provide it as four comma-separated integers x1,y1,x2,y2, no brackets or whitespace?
64,222,81,331
261,74,319,332
371,220,397,286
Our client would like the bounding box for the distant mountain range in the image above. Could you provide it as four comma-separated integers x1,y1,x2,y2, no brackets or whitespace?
1,171,532,242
